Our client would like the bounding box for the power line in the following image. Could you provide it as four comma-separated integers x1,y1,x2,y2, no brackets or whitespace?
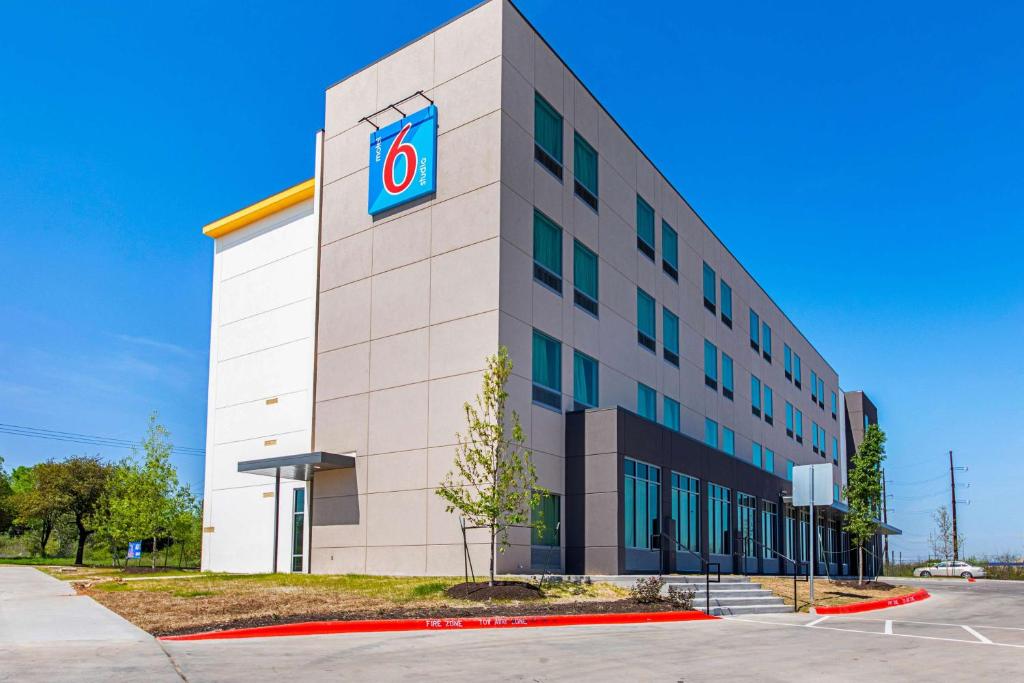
0,422,205,457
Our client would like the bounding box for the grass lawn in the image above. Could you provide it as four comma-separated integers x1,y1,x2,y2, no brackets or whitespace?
72,572,634,636
759,576,918,612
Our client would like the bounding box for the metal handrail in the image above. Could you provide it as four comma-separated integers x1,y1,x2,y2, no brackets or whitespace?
736,532,806,612
659,528,721,614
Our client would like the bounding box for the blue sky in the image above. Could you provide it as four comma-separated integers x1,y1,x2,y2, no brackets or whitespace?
1,1,1021,557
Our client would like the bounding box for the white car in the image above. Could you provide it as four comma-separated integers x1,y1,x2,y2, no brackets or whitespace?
913,561,985,578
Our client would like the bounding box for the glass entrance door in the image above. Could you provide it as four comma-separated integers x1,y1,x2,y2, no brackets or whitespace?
291,488,305,572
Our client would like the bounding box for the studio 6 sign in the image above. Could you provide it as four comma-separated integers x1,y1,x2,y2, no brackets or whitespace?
368,104,437,215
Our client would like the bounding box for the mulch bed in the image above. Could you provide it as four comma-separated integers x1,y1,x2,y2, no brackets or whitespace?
445,581,543,601
153,598,680,638
829,580,897,591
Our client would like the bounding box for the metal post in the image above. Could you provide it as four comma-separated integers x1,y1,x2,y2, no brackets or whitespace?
809,501,815,608
949,450,959,562
705,568,710,615
272,468,281,573
306,476,314,574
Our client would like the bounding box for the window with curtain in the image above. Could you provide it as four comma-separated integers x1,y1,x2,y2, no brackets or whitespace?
749,309,760,351
702,262,716,312
531,493,560,546
671,472,700,552
663,307,679,365
573,132,598,209
662,221,678,279
534,92,563,175
663,397,680,431
751,375,762,416
573,239,598,316
720,280,733,326
624,458,660,550
637,288,656,352
722,427,735,456
637,383,657,421
722,353,734,399
764,385,774,424
752,441,763,468
531,329,561,410
704,418,719,448
573,350,598,409
636,195,655,259
533,210,562,292
704,340,718,389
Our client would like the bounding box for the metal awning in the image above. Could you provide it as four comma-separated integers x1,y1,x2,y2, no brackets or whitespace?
237,451,355,481
781,496,902,535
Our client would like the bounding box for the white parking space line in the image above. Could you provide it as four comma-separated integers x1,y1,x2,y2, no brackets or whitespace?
805,616,830,628
962,625,993,644
884,620,893,635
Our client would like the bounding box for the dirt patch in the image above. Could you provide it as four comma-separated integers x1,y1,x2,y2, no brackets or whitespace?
445,581,543,601
758,576,917,612
828,579,897,591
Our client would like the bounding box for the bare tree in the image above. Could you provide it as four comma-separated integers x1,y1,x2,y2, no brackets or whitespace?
928,505,965,561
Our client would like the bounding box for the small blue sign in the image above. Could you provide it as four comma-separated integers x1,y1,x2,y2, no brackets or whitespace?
127,541,142,560
368,104,437,215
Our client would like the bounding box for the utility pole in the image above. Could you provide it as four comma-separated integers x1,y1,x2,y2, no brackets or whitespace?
881,469,889,562
949,450,959,562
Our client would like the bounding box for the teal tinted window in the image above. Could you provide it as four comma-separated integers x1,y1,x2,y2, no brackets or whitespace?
573,132,597,194
762,323,772,357
811,370,818,399
637,383,657,421
662,221,678,269
533,210,562,277
720,280,733,321
532,329,561,391
708,483,731,554
832,436,839,464
751,375,761,412
784,344,793,376
702,262,716,305
764,385,774,419
663,308,679,354
624,458,660,550
786,402,794,432
671,472,700,552
831,391,838,417
573,239,598,301
636,196,655,249
722,353,734,395
786,460,794,480
795,410,804,439
723,428,735,456
534,93,562,163
663,397,680,431
794,353,802,384
752,442,762,468
704,340,718,382
573,350,598,408
531,493,560,546
764,449,775,473
704,418,719,448
637,288,656,339
750,309,760,347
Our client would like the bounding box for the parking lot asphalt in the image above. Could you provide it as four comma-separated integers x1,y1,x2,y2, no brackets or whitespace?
4,567,1023,682
161,577,1024,682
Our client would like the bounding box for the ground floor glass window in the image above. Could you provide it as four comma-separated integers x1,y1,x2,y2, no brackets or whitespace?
624,458,661,550
737,493,756,558
761,501,778,559
670,472,700,552
707,484,731,555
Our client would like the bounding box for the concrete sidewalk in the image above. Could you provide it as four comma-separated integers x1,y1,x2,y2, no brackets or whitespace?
0,566,182,682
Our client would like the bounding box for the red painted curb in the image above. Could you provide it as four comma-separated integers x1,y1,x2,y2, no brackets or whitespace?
814,588,930,615
160,610,718,641
967,578,977,583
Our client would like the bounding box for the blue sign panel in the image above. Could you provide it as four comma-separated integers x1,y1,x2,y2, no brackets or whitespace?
368,104,437,215
127,541,142,560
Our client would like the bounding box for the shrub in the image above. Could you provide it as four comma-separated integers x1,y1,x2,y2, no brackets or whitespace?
667,585,696,609
629,575,664,603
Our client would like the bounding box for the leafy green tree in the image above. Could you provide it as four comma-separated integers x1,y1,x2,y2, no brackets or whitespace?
48,457,111,564
0,456,14,533
93,415,179,567
9,462,66,557
168,485,202,567
436,347,544,585
843,424,886,585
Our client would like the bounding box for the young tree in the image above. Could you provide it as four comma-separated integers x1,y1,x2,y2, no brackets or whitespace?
93,415,180,567
50,457,111,565
0,456,14,533
843,424,886,585
928,505,964,562
436,347,544,586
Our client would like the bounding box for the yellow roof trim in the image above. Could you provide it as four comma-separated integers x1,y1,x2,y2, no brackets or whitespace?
203,178,315,238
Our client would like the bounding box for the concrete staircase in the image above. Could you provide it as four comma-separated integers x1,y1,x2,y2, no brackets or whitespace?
600,575,792,616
